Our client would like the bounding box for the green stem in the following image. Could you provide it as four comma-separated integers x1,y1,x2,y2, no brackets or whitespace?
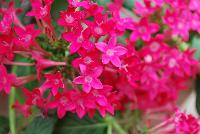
9,66,17,134
105,116,127,134
107,122,112,134
112,120,127,134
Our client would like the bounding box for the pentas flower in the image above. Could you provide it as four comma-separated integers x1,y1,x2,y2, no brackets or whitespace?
0,64,16,94
174,110,200,134
72,49,101,68
95,36,127,67
57,8,83,28
0,2,24,34
40,72,64,96
26,0,52,20
84,13,115,37
165,0,188,9
70,90,96,118
0,11,12,34
67,0,91,8
151,109,200,134
22,88,44,108
62,26,93,54
130,17,160,41
190,13,200,33
162,48,198,77
134,0,159,16
48,92,76,119
171,16,190,41
73,64,103,93
14,24,41,48
189,0,200,13
89,85,115,117
13,101,32,117
162,9,179,28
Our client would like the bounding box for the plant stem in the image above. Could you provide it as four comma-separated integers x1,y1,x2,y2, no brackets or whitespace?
9,66,17,134
9,87,16,134
107,123,112,134
112,118,127,134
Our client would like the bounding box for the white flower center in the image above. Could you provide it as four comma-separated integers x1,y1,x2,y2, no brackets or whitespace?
144,55,152,63
85,76,93,83
84,56,92,64
60,97,68,106
65,15,74,23
77,35,84,43
106,49,115,56
94,27,103,34
150,42,160,52
40,7,47,16
168,58,177,68
54,79,59,85
139,26,146,33
24,34,32,42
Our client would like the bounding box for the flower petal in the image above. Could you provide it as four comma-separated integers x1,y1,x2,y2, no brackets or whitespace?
95,42,107,52
69,42,81,54
73,76,85,84
91,78,103,89
111,56,121,67
114,46,127,56
83,83,91,93
102,54,110,64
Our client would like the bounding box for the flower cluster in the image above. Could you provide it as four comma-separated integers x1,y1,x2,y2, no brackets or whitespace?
149,109,200,134
0,0,200,129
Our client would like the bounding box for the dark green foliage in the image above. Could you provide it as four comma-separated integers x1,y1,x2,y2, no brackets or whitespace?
53,113,108,134
25,116,57,134
0,116,9,134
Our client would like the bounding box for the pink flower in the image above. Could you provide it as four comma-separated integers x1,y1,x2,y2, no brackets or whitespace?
26,0,52,20
0,64,16,94
48,92,76,119
134,0,159,16
72,49,100,68
84,13,115,37
190,13,200,34
95,36,127,67
0,2,24,34
189,0,200,13
175,110,200,134
13,101,32,117
130,17,160,41
40,72,64,96
57,8,83,28
73,65,103,93
14,24,41,48
22,88,44,108
62,26,93,54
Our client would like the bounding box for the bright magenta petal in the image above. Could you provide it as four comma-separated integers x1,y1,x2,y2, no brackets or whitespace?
95,42,107,52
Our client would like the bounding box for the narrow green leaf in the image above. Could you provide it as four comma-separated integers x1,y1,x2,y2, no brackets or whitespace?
53,113,108,134
25,117,57,134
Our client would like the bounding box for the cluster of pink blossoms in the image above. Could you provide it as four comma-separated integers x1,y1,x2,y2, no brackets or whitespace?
1,0,200,131
149,109,200,134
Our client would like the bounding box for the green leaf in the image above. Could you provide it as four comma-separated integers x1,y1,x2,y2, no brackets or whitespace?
53,113,108,134
25,117,57,134
196,75,200,115
123,0,135,10
0,116,9,134
192,36,200,60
